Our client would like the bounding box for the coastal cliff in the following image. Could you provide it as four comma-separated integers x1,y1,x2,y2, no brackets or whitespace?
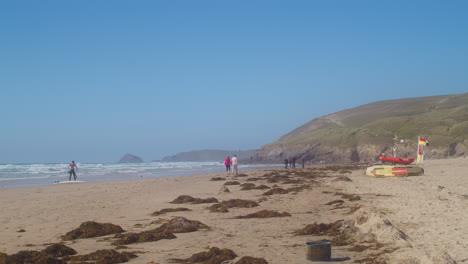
254,93,468,163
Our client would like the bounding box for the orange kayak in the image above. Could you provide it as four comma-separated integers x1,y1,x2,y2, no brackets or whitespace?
379,156,414,165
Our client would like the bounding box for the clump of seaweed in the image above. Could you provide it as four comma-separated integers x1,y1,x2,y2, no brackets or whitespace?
192,197,218,204
210,177,226,181
286,184,310,193
65,249,137,264
334,176,352,182
151,208,191,216
168,247,237,264
234,173,249,177
294,220,344,236
262,188,289,196
235,210,291,219
281,179,304,184
209,204,229,213
325,200,345,206
42,243,77,257
331,232,355,246
235,256,269,264
61,221,124,240
265,175,290,183
240,183,256,190
254,185,270,190
113,229,176,245
224,181,241,185
0,252,7,263
170,195,218,204
245,177,264,182
335,192,361,201
158,217,210,233
220,199,259,208
2,250,65,264
114,217,210,245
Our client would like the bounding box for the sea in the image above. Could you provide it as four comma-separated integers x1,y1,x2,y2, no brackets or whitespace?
0,162,280,189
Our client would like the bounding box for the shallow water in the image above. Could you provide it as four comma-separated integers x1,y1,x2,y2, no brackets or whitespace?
0,162,280,189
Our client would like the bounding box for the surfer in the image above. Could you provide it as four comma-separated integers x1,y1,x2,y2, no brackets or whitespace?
68,161,78,181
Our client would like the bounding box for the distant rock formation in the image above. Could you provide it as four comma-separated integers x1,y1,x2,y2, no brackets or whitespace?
162,149,256,162
118,154,144,163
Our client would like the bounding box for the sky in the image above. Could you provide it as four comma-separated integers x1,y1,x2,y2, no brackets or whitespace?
1,1,467,163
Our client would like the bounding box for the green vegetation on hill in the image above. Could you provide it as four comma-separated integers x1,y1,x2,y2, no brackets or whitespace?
275,94,468,147
258,93,468,162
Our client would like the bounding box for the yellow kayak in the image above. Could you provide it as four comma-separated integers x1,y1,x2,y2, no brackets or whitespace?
366,165,424,177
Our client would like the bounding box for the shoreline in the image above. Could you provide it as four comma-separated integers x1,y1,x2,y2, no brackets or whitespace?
0,158,466,263
0,163,283,190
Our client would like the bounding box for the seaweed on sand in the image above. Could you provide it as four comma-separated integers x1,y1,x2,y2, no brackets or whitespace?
245,177,264,182
158,217,210,233
209,199,259,213
42,243,77,257
221,199,260,208
113,229,176,245
334,176,352,182
262,188,289,195
224,181,241,185
210,177,226,181
170,195,219,204
281,179,304,184
151,208,191,216
209,204,229,213
61,221,124,240
235,210,291,219
335,192,361,201
65,249,137,264
168,247,237,264
2,250,65,264
235,256,269,264
325,200,345,206
293,220,345,236
113,217,209,245
253,185,270,190
240,183,256,190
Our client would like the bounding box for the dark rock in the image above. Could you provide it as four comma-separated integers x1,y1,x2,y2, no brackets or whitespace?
118,154,143,163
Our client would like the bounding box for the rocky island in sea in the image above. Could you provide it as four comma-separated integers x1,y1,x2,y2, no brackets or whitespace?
118,153,144,163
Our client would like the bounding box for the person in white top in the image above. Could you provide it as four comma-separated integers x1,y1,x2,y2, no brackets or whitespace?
231,155,238,175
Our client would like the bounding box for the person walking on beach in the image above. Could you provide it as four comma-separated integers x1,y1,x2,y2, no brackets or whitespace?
301,156,305,168
284,158,289,169
224,156,232,175
68,161,78,181
231,155,238,175
291,157,296,168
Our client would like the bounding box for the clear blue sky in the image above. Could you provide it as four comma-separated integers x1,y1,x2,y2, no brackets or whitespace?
1,1,467,163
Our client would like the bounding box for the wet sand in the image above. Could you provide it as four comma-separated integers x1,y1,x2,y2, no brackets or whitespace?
0,157,466,263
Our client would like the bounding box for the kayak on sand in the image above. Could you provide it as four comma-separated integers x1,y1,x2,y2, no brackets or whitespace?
379,156,414,165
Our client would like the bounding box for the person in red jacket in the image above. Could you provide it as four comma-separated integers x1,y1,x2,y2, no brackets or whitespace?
224,156,232,176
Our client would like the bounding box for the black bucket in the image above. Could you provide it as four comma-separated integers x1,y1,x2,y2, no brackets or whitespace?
305,241,331,261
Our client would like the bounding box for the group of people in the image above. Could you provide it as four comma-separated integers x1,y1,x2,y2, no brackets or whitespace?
284,156,306,169
224,155,239,175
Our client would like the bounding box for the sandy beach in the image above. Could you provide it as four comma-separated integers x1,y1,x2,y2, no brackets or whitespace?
0,157,466,264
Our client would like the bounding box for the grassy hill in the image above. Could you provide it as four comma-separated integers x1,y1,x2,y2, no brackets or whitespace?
256,93,468,163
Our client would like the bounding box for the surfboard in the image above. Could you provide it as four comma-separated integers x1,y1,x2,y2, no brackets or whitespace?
54,180,85,184
366,165,424,177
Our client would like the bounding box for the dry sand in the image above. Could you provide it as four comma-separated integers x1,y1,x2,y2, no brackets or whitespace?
0,157,466,263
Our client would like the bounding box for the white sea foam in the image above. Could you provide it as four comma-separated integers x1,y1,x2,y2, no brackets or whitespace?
0,161,278,188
